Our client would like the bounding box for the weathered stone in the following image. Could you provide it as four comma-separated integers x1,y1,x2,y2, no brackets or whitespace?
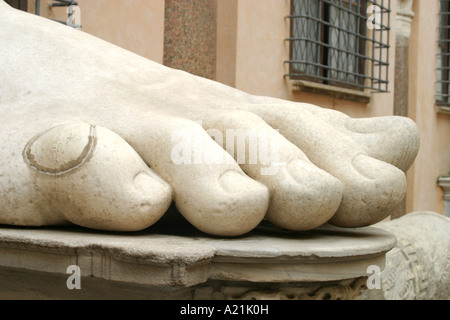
0,221,396,299
0,1,419,235
360,212,450,300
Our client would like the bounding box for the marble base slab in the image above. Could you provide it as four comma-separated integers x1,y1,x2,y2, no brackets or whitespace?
0,209,396,300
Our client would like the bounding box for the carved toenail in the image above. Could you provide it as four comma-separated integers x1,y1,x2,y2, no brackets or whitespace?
219,170,248,192
344,118,391,134
134,170,168,191
23,124,96,176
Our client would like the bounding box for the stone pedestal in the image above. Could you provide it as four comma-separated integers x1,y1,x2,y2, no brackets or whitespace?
0,214,396,300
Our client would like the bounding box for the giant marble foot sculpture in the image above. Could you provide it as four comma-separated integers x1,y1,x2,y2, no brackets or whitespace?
0,2,420,236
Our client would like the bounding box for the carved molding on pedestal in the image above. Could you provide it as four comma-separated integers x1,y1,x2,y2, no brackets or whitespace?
192,277,368,300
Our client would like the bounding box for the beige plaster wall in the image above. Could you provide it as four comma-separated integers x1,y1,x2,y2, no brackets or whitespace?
233,0,291,100
28,0,165,63
216,0,237,87
407,0,450,214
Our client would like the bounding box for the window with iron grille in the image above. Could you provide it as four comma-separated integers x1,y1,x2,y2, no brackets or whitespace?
4,0,27,11
286,0,391,93
437,0,450,106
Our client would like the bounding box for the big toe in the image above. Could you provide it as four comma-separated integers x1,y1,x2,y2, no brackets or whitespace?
25,123,173,231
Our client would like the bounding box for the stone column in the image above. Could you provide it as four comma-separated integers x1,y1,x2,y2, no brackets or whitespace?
394,0,414,117
391,0,415,219
163,0,217,80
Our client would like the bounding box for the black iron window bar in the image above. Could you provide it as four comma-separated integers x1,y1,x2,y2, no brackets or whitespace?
285,0,391,93
34,0,81,28
437,0,450,105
